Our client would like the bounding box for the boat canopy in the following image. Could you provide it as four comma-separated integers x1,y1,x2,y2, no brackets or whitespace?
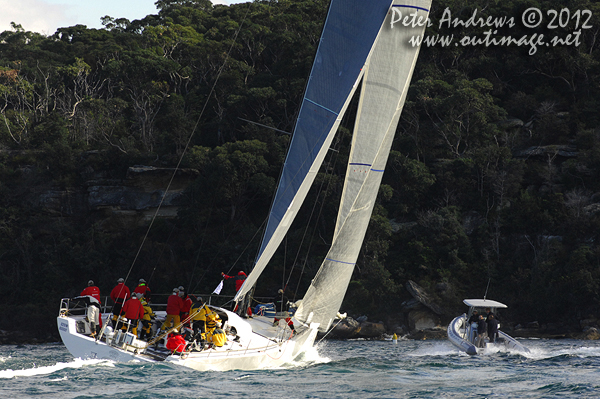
463,299,508,309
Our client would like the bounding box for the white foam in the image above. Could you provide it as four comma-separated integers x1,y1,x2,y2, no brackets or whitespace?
275,342,331,369
408,342,460,357
0,358,113,379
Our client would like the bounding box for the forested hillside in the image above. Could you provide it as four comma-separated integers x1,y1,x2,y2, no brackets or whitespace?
1,0,599,336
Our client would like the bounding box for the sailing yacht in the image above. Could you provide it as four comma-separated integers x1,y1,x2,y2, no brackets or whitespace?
58,0,432,371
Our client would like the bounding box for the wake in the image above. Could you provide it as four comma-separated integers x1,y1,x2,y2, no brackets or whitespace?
521,343,600,361
0,358,113,379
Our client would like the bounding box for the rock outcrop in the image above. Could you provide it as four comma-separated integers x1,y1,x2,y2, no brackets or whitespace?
325,317,386,339
31,165,199,231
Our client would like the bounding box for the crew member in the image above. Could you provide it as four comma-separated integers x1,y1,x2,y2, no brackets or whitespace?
221,271,247,292
179,286,193,327
190,297,208,335
468,310,479,343
81,280,102,329
110,278,130,328
133,278,151,301
476,314,488,348
162,288,183,331
205,307,222,336
80,280,101,302
487,314,499,343
166,329,187,353
121,292,145,335
273,288,295,332
139,297,156,340
210,322,227,347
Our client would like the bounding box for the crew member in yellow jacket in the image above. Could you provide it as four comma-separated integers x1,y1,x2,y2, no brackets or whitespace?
209,322,227,347
190,296,209,336
139,298,156,340
204,307,221,336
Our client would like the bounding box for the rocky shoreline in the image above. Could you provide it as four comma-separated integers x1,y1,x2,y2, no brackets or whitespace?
4,280,598,345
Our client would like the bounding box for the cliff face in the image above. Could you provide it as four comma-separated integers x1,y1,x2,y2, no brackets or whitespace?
33,165,199,231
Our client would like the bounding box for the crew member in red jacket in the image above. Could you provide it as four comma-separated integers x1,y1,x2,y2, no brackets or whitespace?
81,280,102,328
221,271,247,292
81,280,101,302
121,292,145,335
179,286,193,327
162,288,183,331
166,330,187,353
133,278,151,301
110,278,131,328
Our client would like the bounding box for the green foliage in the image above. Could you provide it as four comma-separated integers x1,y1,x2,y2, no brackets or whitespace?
0,0,600,333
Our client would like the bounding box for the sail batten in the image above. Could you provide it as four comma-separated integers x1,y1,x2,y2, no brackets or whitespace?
304,98,340,115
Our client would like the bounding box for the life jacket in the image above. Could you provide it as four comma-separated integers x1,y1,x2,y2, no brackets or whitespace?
205,311,221,331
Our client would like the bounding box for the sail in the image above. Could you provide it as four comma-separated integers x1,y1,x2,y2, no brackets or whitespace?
295,0,432,331
235,0,394,301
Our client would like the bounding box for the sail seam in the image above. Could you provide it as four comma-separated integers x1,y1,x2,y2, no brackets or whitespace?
325,258,356,265
305,98,339,116
392,5,429,12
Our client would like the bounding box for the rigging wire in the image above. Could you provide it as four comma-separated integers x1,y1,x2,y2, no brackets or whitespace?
186,188,218,292
148,224,177,284
121,2,254,288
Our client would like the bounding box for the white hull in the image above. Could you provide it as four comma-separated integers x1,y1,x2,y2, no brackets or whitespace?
58,304,318,371
447,314,529,355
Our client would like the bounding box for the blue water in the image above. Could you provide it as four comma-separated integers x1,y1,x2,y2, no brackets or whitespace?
1,338,599,398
